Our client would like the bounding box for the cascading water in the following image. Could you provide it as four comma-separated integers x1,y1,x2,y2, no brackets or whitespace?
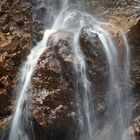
8,0,133,140
8,29,53,140
8,1,68,140
87,27,132,140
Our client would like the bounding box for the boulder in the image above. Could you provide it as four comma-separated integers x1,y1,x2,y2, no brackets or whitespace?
32,31,78,140
31,27,110,139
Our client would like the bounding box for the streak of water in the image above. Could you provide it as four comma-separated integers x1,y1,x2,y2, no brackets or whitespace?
73,31,93,140
87,27,132,140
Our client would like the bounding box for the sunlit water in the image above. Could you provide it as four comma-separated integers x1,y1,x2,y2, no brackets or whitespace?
8,0,133,140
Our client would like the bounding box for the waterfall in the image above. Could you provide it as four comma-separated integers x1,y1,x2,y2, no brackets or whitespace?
70,18,132,139
8,1,133,140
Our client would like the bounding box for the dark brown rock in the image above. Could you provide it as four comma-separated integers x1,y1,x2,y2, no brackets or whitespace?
0,0,32,137
32,31,78,140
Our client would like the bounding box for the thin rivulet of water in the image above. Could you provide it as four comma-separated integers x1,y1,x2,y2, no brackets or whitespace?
8,0,133,140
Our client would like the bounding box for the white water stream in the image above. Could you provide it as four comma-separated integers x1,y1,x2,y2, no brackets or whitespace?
8,1,133,140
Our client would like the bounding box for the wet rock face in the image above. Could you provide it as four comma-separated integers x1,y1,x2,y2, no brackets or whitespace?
75,0,135,12
31,21,140,139
0,0,31,136
102,0,134,7
128,20,140,96
0,0,139,139
31,29,109,139
80,28,108,95
32,31,78,140
128,20,140,138
32,0,60,44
